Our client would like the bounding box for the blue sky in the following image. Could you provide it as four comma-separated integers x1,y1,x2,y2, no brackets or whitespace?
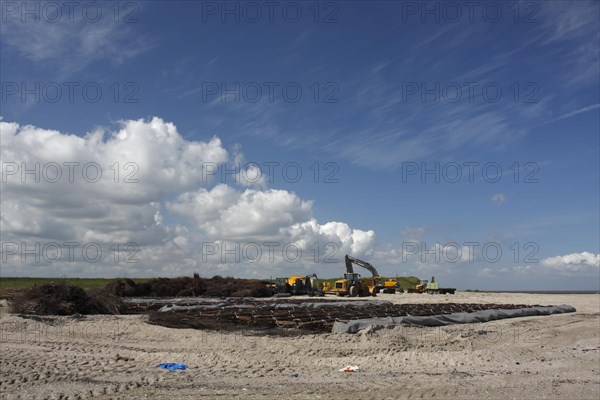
1,1,599,290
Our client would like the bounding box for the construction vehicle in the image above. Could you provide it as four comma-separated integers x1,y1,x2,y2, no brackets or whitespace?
322,255,382,297
382,279,400,294
273,274,320,296
406,279,428,293
407,276,456,294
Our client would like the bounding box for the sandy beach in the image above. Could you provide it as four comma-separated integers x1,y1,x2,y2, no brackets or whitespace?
1,292,598,400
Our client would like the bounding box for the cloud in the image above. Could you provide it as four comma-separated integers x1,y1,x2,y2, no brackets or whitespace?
540,1,600,44
491,193,507,205
483,252,600,279
216,2,598,171
1,116,228,274
537,1,600,86
401,227,426,244
167,185,314,240
543,103,600,124
540,252,600,273
231,144,268,188
0,2,154,76
286,219,375,257
1,117,229,203
0,117,378,277
2,117,597,283
477,267,496,278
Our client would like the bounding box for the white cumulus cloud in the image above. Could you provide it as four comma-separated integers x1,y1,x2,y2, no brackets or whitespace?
541,252,600,273
0,117,379,277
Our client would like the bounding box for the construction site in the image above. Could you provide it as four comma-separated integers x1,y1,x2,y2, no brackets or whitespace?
0,255,597,400
0,249,596,398
1,274,597,400
0,255,583,336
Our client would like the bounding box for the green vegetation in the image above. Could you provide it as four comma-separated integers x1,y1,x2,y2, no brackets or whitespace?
395,276,421,290
0,277,149,290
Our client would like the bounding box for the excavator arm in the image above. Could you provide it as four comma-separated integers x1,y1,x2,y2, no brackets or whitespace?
344,255,380,278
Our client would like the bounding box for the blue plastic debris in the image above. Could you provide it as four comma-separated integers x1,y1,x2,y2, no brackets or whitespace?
158,363,187,371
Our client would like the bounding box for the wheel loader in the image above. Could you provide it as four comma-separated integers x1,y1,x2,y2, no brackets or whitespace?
322,255,381,297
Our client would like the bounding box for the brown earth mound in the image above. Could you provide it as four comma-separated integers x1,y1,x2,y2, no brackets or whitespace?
105,274,272,298
105,276,203,297
12,282,123,315
202,276,273,298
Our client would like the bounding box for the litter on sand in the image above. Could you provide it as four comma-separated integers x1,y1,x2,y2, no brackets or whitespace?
339,365,360,372
158,363,188,371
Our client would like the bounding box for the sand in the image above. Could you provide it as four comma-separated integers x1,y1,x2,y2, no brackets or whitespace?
1,292,598,399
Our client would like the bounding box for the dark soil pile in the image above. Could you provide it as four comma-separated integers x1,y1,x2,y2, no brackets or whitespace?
12,282,123,315
105,274,272,298
105,277,203,297
202,276,273,298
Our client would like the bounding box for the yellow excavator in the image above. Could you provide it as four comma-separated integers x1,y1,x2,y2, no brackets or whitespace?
323,255,382,297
